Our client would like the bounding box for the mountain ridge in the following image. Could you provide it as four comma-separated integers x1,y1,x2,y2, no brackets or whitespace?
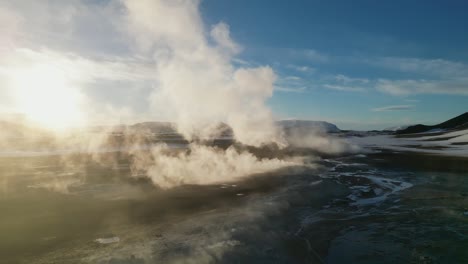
396,112,468,134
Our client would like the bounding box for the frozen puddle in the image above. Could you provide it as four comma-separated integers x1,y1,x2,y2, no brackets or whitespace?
324,160,413,206
347,175,413,206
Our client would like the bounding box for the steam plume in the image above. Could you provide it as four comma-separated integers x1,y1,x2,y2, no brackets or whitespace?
123,0,285,147
131,144,299,188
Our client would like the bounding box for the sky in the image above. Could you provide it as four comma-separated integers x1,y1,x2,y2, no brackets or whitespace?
0,0,467,130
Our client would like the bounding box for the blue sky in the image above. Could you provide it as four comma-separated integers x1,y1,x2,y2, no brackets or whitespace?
0,0,467,131
200,0,468,129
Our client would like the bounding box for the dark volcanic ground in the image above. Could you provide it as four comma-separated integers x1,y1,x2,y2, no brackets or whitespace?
0,149,467,264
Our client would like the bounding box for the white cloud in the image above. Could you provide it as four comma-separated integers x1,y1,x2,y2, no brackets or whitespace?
283,50,468,96
285,49,329,63
372,105,414,112
0,5,22,50
276,48,468,96
334,74,369,84
376,79,468,96
0,48,154,82
365,57,468,95
298,66,315,72
275,75,309,93
323,84,365,92
370,57,468,78
287,64,316,73
0,0,127,57
303,49,329,62
284,76,302,81
274,86,307,93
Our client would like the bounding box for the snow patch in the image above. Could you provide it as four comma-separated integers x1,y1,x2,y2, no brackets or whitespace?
95,237,120,244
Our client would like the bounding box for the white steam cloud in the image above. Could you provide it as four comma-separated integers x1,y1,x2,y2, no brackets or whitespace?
0,0,357,190
286,131,359,154
131,144,299,188
123,0,284,147
120,0,295,187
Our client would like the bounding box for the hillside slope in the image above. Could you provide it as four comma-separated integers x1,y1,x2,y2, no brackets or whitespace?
396,112,468,134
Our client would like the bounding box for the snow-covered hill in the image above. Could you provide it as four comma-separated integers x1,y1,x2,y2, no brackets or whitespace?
396,112,468,134
351,128,468,157
383,125,412,132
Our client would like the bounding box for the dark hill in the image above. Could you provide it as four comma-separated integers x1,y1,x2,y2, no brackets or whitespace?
396,112,468,134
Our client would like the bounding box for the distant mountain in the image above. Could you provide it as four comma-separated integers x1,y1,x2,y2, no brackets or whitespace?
131,122,176,134
384,125,412,132
277,120,340,133
396,112,468,134
130,120,341,136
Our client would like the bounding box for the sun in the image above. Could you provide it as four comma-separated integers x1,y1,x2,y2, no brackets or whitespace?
9,63,85,131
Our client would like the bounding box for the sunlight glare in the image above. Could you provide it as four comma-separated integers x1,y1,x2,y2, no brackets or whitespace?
10,63,85,130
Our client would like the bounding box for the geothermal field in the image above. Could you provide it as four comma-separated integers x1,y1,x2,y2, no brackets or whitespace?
1,121,467,263
1,0,467,263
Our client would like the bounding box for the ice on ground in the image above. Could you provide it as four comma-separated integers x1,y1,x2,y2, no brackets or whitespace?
206,240,241,249
420,128,468,140
424,128,447,134
347,175,413,206
309,180,323,186
449,134,468,143
323,160,413,206
95,237,120,244
350,128,468,157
